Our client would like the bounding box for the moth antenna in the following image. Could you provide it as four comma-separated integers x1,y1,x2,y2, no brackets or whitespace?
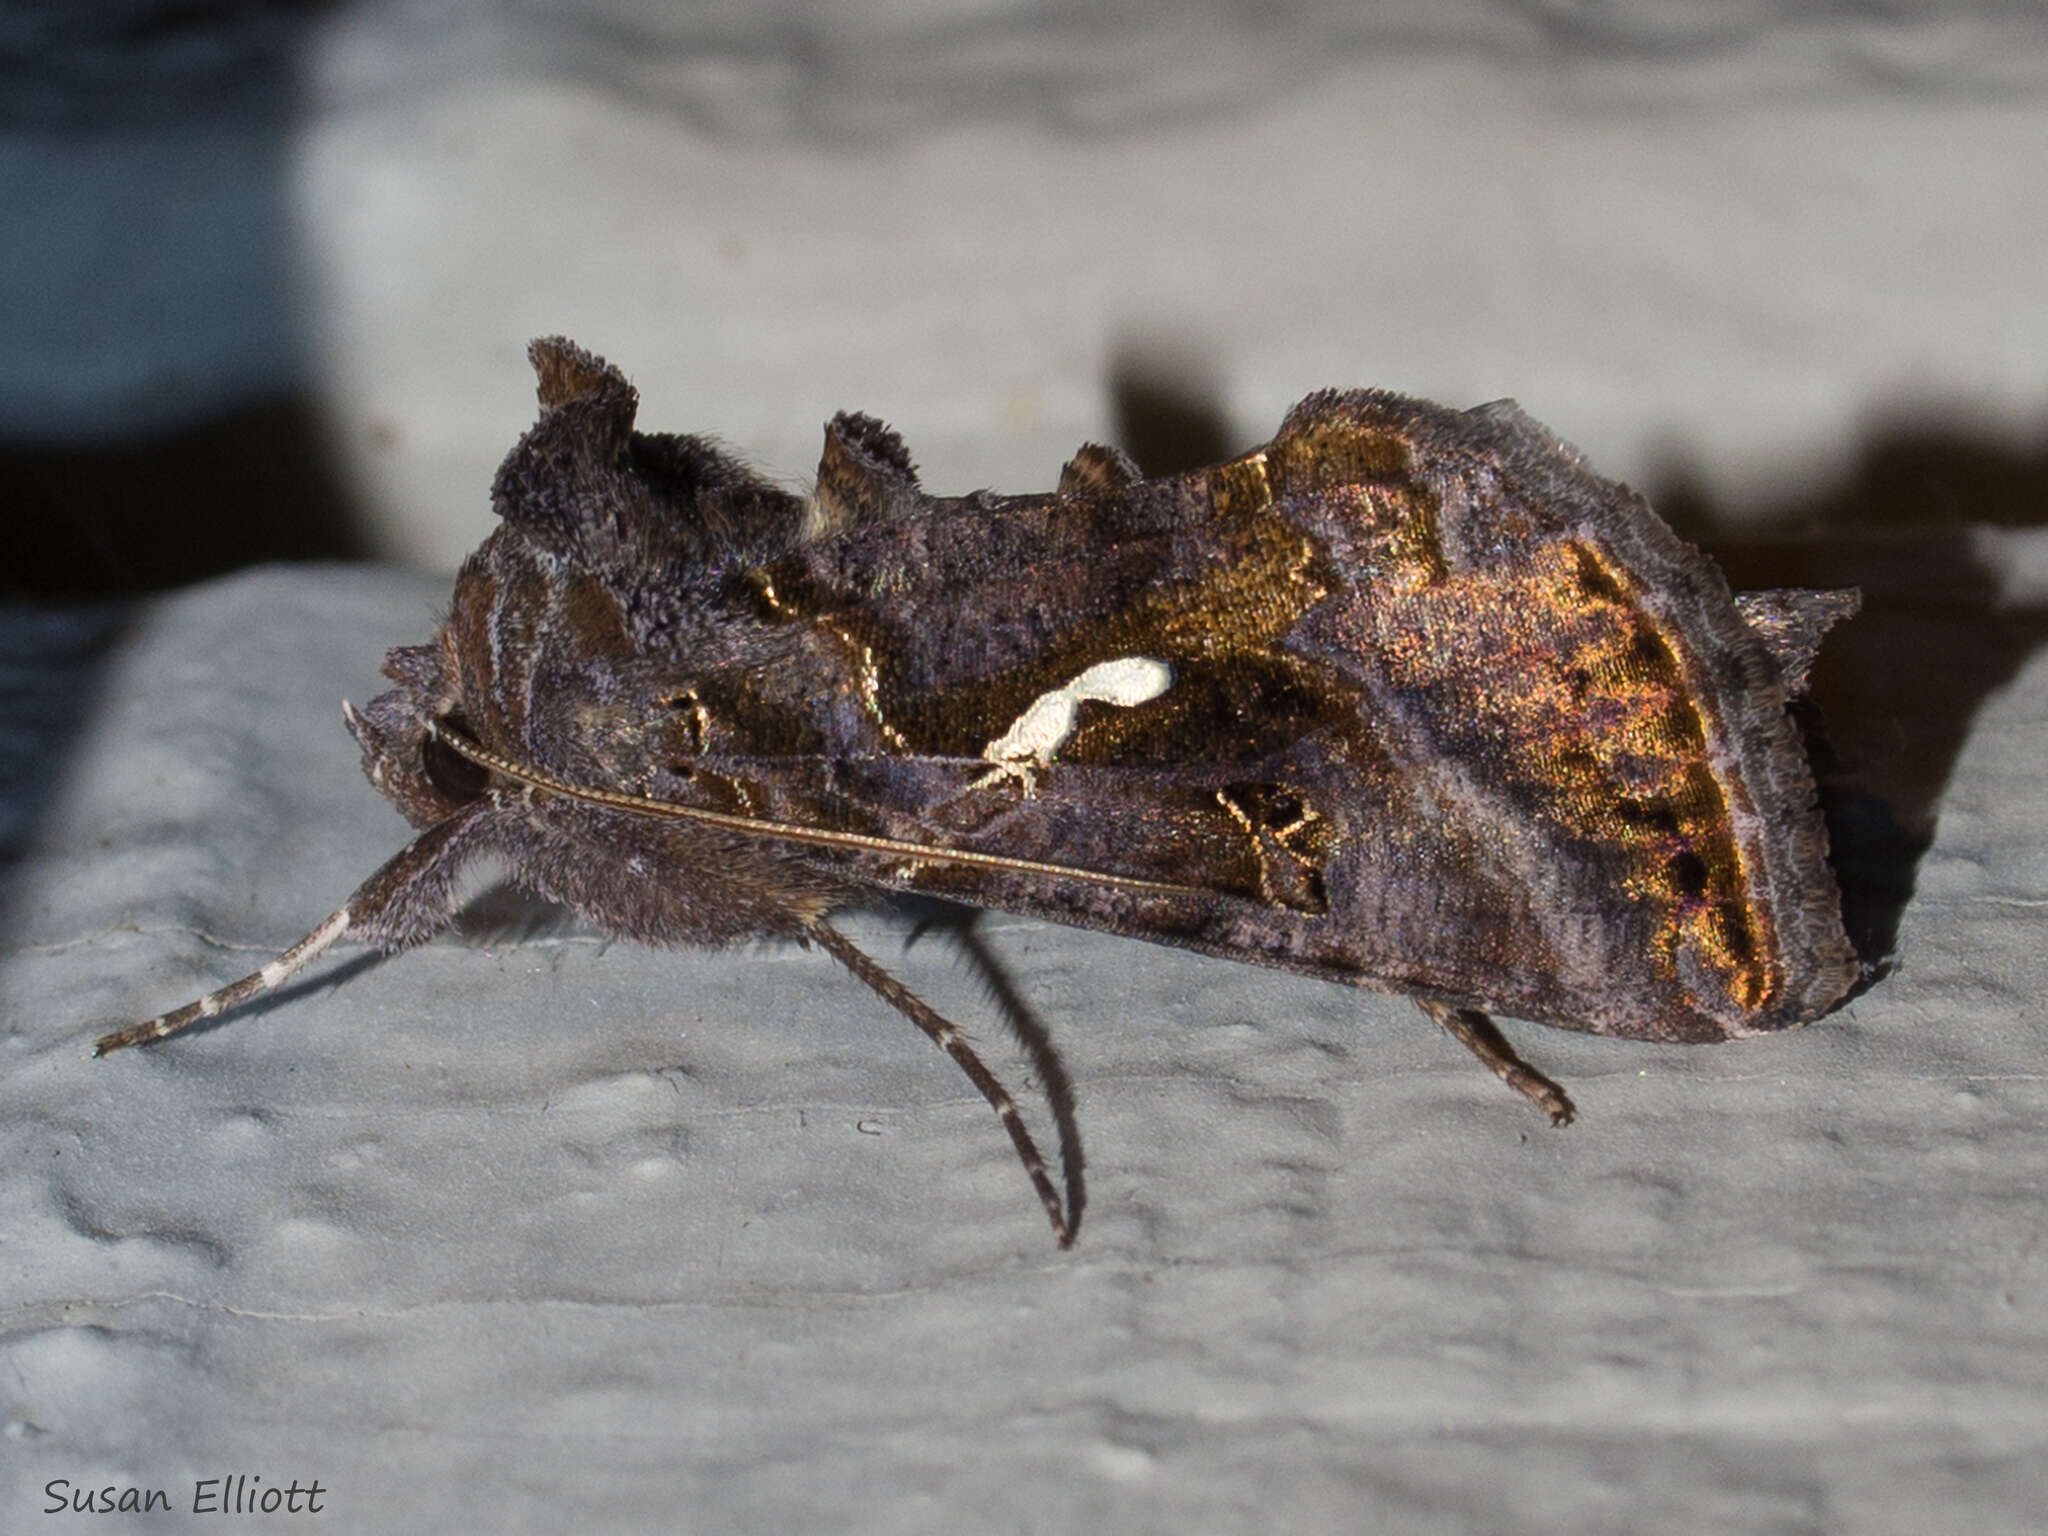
429,719,1206,900
808,920,1074,1248
93,909,351,1057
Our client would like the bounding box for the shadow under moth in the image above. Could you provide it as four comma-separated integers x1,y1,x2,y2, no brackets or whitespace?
100,337,1861,1247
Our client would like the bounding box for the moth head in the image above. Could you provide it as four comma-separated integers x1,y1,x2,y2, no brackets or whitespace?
343,637,489,829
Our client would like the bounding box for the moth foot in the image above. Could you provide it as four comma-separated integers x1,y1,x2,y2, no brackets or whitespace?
1490,1053,1577,1127
1528,1078,1577,1127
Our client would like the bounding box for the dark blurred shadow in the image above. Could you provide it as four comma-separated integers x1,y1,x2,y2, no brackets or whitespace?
451,881,584,946
3,396,363,598
1109,341,1233,476
0,1,358,600
0,604,129,881
1657,425,2048,977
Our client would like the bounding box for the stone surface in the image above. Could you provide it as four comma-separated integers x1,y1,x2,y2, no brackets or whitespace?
1,532,2044,1530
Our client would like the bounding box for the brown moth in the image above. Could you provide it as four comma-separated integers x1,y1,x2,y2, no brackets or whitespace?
99,338,1861,1247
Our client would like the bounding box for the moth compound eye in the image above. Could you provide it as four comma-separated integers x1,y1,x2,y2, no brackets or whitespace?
422,713,490,804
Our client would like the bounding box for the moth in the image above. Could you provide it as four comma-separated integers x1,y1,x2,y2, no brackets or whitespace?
100,337,1861,1247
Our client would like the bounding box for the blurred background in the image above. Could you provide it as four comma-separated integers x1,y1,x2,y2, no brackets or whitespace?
5,0,2044,594
4,1,2046,960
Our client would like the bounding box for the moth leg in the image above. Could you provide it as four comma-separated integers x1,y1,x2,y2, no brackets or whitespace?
906,907,1088,1240
95,808,496,1057
1416,1000,1576,1126
808,920,1073,1248
93,908,352,1056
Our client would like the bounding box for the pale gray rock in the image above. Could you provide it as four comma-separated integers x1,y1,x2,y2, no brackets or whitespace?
1,528,2045,1531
